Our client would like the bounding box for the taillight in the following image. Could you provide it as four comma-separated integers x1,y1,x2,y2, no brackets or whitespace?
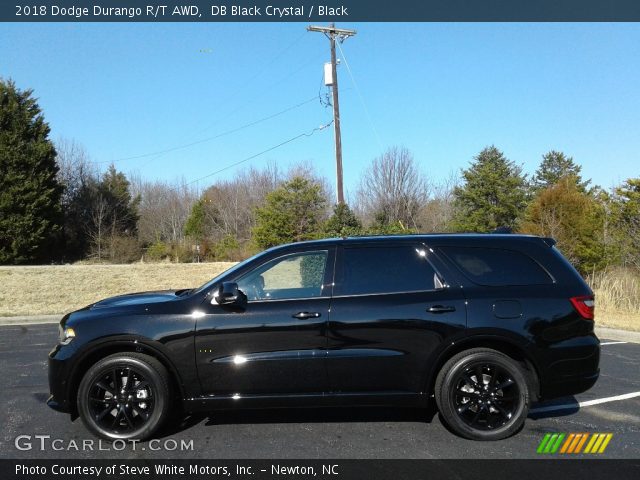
570,295,595,320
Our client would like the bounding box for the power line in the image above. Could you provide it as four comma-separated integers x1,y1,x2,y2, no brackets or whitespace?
96,95,319,164
336,40,384,152
95,35,324,166
190,41,325,141
190,30,310,138
191,51,326,138
186,121,333,186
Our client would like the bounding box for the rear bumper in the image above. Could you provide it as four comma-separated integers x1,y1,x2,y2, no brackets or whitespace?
542,369,600,399
538,334,600,400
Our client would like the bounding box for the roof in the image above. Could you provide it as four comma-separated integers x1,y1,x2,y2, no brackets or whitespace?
268,233,553,252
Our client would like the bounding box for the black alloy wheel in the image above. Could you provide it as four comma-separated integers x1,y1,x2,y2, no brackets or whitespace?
451,362,520,430
77,353,170,440
435,348,530,440
89,366,154,431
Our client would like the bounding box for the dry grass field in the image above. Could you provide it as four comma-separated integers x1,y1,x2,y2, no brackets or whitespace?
587,268,640,331
0,262,236,317
0,263,638,331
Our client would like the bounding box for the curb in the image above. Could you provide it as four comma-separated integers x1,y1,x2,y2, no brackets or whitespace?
0,315,62,326
595,326,640,344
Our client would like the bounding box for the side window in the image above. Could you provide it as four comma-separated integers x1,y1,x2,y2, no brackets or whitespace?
237,251,328,301
440,246,553,286
336,245,441,296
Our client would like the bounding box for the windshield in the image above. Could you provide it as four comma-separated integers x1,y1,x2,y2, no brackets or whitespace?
191,250,266,295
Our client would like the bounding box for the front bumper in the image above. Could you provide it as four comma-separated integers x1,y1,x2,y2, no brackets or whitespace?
47,344,74,414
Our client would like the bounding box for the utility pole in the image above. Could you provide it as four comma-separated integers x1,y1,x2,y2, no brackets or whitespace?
307,23,356,205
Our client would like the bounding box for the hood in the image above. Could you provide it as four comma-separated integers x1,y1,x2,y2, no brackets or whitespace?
91,290,182,309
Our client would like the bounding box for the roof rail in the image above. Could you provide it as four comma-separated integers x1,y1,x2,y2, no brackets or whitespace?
492,226,512,234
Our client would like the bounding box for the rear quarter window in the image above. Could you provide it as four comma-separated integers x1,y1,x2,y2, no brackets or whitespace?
440,246,553,286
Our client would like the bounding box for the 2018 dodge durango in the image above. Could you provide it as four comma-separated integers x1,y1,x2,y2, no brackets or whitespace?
48,234,600,441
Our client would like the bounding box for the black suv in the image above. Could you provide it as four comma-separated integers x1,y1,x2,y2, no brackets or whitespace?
48,234,599,441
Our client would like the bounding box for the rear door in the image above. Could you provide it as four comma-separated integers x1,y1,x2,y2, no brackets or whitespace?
326,242,467,394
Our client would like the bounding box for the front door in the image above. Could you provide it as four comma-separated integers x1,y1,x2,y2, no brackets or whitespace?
195,248,334,396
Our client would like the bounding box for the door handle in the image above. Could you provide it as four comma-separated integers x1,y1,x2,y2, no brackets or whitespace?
292,311,322,320
427,305,456,314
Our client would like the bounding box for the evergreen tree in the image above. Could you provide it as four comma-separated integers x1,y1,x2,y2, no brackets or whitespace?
184,198,206,242
324,203,362,237
610,178,640,268
253,176,326,249
88,165,140,261
452,146,527,232
533,151,588,191
0,79,63,264
97,164,139,237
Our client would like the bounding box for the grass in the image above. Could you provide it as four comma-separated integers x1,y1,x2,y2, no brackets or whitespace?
587,268,640,331
0,263,638,331
0,262,236,317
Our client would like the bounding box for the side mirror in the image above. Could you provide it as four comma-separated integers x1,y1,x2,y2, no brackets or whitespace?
215,282,247,307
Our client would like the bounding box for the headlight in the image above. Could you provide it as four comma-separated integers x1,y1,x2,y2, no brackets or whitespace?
58,326,76,345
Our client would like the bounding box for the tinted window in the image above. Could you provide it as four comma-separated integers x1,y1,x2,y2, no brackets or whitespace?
337,246,440,296
237,251,328,301
441,247,552,286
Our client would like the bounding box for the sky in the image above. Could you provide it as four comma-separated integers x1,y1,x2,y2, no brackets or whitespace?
1,22,639,199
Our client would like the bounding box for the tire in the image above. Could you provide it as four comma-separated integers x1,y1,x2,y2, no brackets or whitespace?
77,353,171,441
434,348,530,441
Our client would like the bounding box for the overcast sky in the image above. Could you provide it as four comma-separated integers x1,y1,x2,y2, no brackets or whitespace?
1,22,639,197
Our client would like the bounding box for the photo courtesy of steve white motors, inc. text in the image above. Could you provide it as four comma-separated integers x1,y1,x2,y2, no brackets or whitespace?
15,463,339,477
14,4,350,19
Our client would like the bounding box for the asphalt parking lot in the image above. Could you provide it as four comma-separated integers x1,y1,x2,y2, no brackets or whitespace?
0,323,638,459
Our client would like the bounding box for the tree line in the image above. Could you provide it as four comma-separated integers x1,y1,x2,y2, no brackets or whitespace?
1,79,638,274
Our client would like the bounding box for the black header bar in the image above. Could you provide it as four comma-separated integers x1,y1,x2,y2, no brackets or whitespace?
3,1,640,22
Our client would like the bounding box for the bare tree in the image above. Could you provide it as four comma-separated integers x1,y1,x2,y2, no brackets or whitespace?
88,195,108,260
193,161,333,248
55,138,100,260
356,147,430,229
417,171,459,232
131,175,197,245
201,163,282,242
56,138,96,208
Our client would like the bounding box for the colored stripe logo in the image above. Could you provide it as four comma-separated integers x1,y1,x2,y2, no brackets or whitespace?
537,433,613,454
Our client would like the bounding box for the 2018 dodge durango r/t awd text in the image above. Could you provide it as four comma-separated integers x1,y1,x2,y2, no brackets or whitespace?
48,234,600,441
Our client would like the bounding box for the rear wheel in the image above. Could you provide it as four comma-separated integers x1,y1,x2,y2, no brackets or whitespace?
435,348,530,440
77,353,171,441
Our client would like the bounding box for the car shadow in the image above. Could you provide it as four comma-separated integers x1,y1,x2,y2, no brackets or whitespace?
528,396,580,419
33,392,50,403
35,389,578,439
158,403,439,438
157,397,581,439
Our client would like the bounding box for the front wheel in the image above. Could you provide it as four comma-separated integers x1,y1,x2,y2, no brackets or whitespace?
435,348,530,440
77,353,171,441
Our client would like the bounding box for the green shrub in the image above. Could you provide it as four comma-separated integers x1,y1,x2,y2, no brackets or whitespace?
145,241,170,261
